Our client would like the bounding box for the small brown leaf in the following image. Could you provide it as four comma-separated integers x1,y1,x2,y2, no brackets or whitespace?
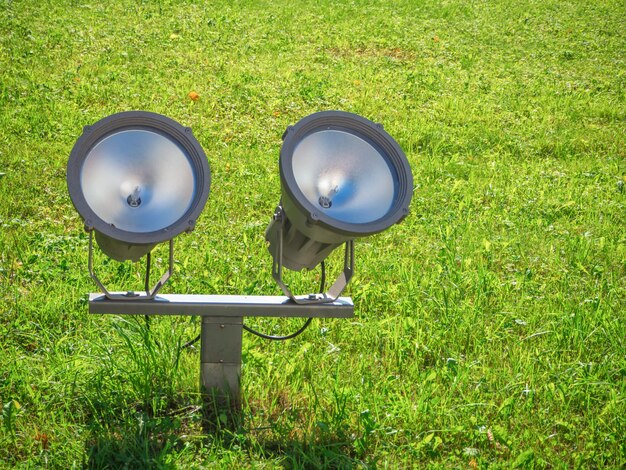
188,91,200,101
35,432,49,450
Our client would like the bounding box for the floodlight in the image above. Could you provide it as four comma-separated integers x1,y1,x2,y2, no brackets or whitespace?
266,111,413,303
67,111,210,298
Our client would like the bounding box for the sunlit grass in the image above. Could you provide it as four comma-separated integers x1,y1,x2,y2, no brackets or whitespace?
1,0,624,467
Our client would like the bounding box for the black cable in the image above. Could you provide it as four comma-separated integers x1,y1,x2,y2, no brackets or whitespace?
144,252,152,330
242,261,325,341
243,316,313,341
182,332,201,349
182,262,326,348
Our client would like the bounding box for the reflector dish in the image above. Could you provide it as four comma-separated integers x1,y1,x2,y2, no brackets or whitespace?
292,129,395,224
80,129,196,233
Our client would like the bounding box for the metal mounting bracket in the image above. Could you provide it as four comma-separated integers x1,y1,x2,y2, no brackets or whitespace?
270,214,354,304
87,230,174,301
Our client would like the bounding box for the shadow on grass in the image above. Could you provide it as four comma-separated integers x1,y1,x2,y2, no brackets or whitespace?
254,439,359,469
85,408,361,469
85,414,188,469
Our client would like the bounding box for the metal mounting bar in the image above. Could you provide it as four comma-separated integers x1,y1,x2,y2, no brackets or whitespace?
88,293,354,317
88,257,353,424
90,292,353,423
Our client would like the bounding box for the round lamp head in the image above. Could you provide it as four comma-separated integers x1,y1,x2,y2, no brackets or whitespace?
280,111,412,242
67,111,210,261
267,110,413,271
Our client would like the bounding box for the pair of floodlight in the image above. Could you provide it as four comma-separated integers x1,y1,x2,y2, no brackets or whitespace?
67,110,413,303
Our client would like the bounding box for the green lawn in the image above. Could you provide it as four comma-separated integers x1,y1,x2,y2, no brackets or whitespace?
1,0,625,467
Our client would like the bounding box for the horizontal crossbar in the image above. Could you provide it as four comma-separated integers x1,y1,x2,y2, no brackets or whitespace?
89,293,354,318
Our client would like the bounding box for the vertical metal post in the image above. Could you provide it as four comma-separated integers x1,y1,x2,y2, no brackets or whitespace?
200,316,243,421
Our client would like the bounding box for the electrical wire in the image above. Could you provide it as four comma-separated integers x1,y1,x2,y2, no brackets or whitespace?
243,316,312,341
182,331,201,349
243,261,324,341
144,252,152,331
182,261,325,348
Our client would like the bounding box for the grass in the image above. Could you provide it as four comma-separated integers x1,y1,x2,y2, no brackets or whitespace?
1,0,624,467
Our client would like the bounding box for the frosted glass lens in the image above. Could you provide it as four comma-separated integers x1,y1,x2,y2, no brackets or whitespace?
80,129,196,233
291,130,395,224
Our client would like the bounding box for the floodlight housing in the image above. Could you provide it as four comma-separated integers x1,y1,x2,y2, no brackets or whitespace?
266,110,413,301
67,111,210,298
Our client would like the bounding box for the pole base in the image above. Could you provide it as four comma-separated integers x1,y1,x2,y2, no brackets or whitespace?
200,316,243,430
